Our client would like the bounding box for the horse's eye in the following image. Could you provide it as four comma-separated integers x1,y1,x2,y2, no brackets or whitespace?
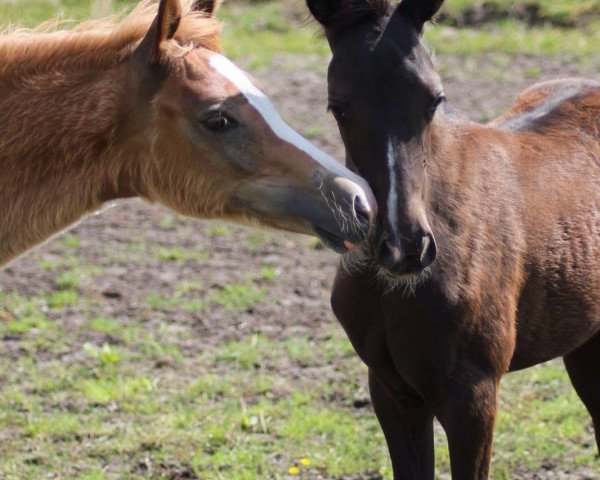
203,113,237,132
430,94,446,114
327,104,346,122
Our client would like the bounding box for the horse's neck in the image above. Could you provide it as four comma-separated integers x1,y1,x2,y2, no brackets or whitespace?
429,111,505,195
0,62,140,266
426,111,521,259
428,113,471,198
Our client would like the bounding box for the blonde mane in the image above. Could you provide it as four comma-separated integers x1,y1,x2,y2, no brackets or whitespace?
0,0,222,79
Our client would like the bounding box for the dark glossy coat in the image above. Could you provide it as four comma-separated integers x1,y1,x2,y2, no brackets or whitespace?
307,0,600,478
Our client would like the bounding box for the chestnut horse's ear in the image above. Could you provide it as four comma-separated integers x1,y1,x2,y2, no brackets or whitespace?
191,0,221,16
153,0,182,62
134,0,182,66
396,0,444,33
131,0,182,95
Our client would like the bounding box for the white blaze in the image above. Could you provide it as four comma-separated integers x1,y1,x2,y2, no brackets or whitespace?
208,54,352,178
387,139,398,232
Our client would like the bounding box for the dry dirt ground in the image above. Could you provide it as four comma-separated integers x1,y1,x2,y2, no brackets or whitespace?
1,53,600,479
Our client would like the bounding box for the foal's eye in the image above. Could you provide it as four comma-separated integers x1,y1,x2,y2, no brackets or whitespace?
202,113,237,132
430,93,446,114
327,104,346,122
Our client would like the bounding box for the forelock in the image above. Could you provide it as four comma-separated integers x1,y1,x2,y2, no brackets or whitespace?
328,0,391,31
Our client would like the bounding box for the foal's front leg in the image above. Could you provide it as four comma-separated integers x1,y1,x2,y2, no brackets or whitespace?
434,374,499,480
369,371,435,480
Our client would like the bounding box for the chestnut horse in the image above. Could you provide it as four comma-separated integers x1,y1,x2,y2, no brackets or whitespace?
0,0,376,267
307,0,600,478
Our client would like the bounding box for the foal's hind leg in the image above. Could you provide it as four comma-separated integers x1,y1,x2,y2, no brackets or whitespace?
369,371,435,480
564,332,600,454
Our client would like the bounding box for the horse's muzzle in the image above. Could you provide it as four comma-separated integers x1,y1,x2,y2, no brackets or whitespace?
229,175,376,252
313,176,376,252
376,231,437,277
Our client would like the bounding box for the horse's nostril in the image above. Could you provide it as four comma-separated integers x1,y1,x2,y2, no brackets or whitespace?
420,235,431,261
376,239,401,269
376,232,437,276
353,195,372,226
420,233,437,269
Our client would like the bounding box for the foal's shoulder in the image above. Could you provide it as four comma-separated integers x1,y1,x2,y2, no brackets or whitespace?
489,78,600,133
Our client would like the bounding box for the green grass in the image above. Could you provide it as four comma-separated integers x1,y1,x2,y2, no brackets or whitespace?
2,308,597,479
0,280,598,478
210,282,265,311
154,246,209,262
145,292,206,312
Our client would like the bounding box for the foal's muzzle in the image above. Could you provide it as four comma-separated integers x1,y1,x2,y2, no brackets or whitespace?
230,174,376,253
376,231,437,277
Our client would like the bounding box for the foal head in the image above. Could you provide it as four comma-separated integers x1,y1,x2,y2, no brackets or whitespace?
126,0,376,252
307,0,444,277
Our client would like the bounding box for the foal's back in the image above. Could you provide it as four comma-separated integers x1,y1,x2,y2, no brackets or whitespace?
493,79,600,370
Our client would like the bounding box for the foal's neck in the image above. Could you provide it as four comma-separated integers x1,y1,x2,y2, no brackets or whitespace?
426,110,518,239
0,61,143,265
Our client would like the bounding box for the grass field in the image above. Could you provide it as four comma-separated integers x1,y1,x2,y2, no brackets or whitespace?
1,1,599,479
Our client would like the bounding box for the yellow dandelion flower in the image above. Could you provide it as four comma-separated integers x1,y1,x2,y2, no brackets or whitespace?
289,466,300,475
299,458,311,466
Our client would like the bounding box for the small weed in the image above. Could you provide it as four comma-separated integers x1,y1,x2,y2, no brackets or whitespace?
38,257,60,271
80,376,156,405
525,66,543,78
89,317,121,336
216,334,275,369
181,298,205,313
245,230,268,252
174,280,203,297
56,270,81,291
258,265,278,283
159,215,175,229
145,293,178,310
304,125,324,139
210,283,265,311
56,234,81,249
155,247,209,262
2,313,50,336
48,290,79,309
207,223,231,237
83,342,122,366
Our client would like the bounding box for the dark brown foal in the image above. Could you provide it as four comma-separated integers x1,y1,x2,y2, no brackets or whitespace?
306,0,600,478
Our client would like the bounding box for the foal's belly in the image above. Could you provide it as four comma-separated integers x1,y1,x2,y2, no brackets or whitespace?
509,266,600,371
509,183,600,370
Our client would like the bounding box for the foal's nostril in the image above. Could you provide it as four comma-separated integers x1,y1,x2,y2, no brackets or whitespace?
420,235,431,262
419,233,437,269
353,195,372,226
376,232,437,276
376,239,403,271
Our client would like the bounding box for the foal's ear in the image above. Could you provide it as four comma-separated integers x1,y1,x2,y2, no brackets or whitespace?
396,0,444,33
306,0,342,26
306,0,387,35
134,0,182,66
191,0,221,16
153,0,182,62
